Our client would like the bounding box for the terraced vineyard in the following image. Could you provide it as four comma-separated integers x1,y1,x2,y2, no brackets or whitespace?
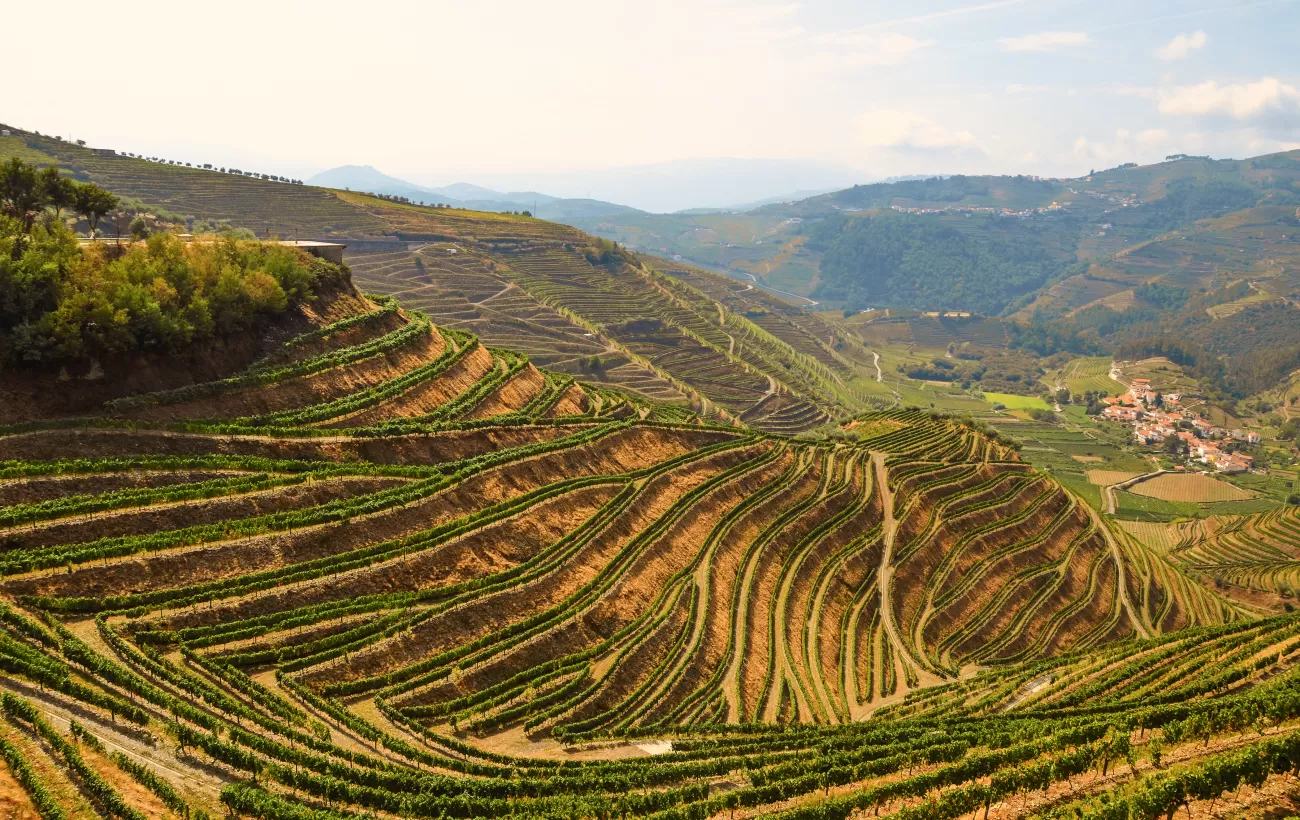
4,254,1292,817
343,234,853,432
1123,508,1300,598
8,135,1300,817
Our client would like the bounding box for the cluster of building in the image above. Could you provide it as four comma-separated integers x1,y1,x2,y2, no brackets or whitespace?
887,202,1066,218
1101,379,1259,474
1070,187,1143,208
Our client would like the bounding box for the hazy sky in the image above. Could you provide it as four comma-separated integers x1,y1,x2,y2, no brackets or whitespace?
8,0,1300,190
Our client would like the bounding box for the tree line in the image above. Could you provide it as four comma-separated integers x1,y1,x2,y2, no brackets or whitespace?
0,158,118,238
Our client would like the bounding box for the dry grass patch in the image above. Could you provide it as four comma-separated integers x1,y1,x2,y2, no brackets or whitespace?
1086,470,1141,486
0,761,39,820
1129,472,1255,502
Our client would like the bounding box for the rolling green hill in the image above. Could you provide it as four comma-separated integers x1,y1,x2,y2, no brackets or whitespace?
567,151,1300,318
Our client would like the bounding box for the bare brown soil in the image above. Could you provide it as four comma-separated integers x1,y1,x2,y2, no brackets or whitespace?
591,451,792,726
545,383,591,417
819,540,881,706
123,322,447,422
316,443,765,693
929,492,1076,615
468,363,547,420
1039,558,1129,655
326,343,494,427
747,460,857,720
974,531,1114,660
0,761,39,820
6,427,730,602
81,744,177,819
462,726,654,762
649,450,805,722
779,455,872,721
891,479,1052,647
0,675,229,817
557,586,695,728
0,718,97,820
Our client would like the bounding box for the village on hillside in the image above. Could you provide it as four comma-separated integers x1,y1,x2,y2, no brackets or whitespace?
1101,377,1259,474
887,202,1067,218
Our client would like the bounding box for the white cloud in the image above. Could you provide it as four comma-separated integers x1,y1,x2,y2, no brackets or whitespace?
1006,84,1050,94
1156,31,1207,61
999,31,1089,53
1157,77,1300,121
856,110,978,150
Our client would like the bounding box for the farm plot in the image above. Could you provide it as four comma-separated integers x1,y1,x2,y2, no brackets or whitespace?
1086,470,1142,486
0,133,862,433
1058,357,1118,396
1128,472,1256,503
1163,507,1300,598
982,392,1052,411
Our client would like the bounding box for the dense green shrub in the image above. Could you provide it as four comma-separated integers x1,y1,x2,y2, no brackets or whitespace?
0,219,342,368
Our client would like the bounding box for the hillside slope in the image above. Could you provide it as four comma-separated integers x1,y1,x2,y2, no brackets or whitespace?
0,129,868,432
570,152,1300,319
5,237,1296,818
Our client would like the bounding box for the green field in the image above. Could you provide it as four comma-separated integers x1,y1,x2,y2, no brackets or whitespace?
982,392,1052,410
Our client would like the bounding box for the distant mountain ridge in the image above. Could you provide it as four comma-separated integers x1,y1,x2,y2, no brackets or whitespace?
305,165,641,221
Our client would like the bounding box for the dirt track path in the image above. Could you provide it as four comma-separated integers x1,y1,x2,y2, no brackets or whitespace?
871,453,939,694
0,675,229,815
1081,495,1153,638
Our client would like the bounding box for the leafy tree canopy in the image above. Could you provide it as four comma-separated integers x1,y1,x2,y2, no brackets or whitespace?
807,213,1066,315
0,158,117,236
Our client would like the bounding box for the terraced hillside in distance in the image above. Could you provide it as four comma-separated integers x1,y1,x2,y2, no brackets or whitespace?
8,245,1298,817
1122,507,1300,602
340,231,857,433
0,130,868,433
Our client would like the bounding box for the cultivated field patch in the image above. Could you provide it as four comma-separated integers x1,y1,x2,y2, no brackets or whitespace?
1086,470,1142,486
1129,472,1256,503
